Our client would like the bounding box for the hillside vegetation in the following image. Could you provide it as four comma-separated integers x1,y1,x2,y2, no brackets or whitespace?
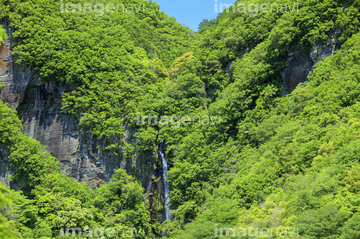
0,0,360,238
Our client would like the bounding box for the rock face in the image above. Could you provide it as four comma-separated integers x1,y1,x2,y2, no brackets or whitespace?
19,78,108,185
0,21,160,197
310,34,340,66
0,22,33,110
0,145,11,187
281,32,341,94
0,20,109,187
281,45,314,94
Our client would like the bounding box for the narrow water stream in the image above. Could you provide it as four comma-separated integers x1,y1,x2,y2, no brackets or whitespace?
159,150,171,221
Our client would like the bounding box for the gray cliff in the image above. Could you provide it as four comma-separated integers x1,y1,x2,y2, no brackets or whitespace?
0,21,162,201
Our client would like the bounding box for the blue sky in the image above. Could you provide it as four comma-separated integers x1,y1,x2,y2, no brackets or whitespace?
154,0,225,31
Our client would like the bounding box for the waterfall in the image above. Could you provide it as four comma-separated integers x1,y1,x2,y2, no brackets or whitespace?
159,150,171,221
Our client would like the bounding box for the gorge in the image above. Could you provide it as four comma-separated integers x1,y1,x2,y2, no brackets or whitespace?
0,0,360,238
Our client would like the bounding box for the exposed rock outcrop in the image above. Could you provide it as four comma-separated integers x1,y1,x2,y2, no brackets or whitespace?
0,21,160,197
310,34,340,66
281,45,313,94
282,32,342,94
0,145,11,187
0,22,33,110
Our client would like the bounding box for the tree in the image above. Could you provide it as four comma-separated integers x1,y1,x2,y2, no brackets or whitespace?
0,183,16,239
0,26,6,45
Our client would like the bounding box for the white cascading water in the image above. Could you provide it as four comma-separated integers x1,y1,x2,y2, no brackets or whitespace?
159,150,171,221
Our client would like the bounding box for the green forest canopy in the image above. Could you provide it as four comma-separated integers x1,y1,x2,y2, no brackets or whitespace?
0,0,360,238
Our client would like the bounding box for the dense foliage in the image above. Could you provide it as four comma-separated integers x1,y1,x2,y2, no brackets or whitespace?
169,31,360,239
0,0,360,238
0,98,152,238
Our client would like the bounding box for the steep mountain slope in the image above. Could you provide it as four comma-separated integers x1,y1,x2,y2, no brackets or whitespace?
171,30,360,239
0,0,193,225
0,0,360,238
0,0,193,236
136,0,360,237
149,0,360,224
